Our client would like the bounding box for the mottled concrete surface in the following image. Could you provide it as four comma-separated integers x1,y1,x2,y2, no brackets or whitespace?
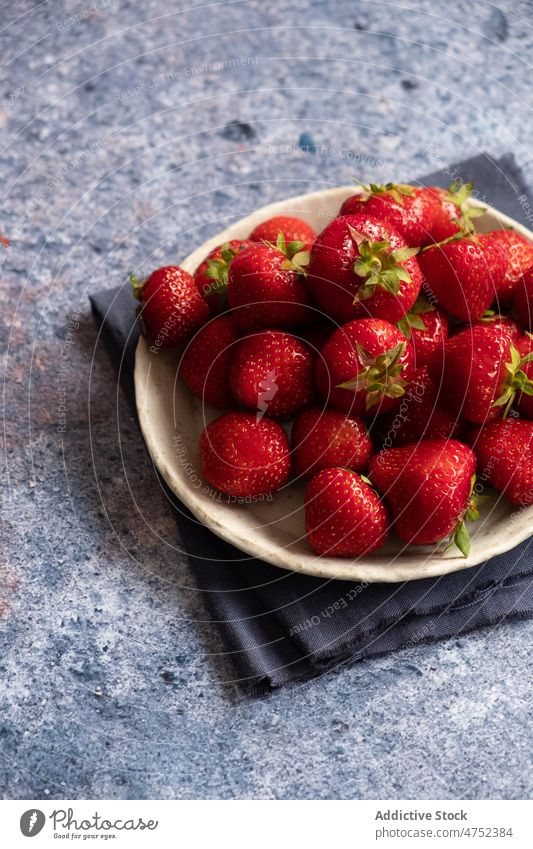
1,0,533,799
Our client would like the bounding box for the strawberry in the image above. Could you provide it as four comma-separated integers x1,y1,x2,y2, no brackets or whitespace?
514,335,533,419
132,266,208,348
193,240,252,314
378,366,462,446
467,311,522,344
291,407,372,479
307,214,422,325
316,318,413,415
227,237,311,332
513,266,533,331
369,439,477,555
396,296,449,367
229,330,314,418
483,230,533,305
249,215,316,250
468,418,533,505
425,182,484,243
305,468,388,556
428,323,533,423
419,234,506,322
179,315,239,409
339,183,442,246
200,412,291,497
424,187,462,242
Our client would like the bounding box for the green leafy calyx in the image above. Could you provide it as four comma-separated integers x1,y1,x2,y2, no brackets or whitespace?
397,295,435,338
443,181,485,235
493,343,533,418
266,231,310,275
453,521,471,558
204,242,241,285
337,340,408,411
348,225,419,301
203,242,248,305
354,180,415,205
451,475,484,558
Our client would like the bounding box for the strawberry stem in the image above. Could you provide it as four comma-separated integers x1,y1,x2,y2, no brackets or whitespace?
130,272,145,301
420,231,464,252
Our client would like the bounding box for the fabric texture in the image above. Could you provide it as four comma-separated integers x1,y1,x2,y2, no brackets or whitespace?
90,153,533,694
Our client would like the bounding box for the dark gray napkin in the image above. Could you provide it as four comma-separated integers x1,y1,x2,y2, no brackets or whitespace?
90,153,533,693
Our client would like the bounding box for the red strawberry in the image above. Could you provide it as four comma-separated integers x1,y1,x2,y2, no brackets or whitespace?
428,324,533,423
424,187,462,242
483,230,533,304
229,330,313,418
514,335,533,419
316,318,413,415
369,439,477,554
291,407,372,479
425,182,484,243
193,240,252,314
305,468,388,556
227,237,311,332
132,266,209,348
179,315,239,409
249,215,316,250
469,418,533,506
419,234,506,322
396,296,449,367
339,183,441,246
468,418,533,505
200,412,291,497
378,367,462,446
307,214,422,325
513,266,533,331
467,312,522,344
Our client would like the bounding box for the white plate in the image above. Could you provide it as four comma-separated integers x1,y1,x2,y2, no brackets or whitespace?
134,186,533,582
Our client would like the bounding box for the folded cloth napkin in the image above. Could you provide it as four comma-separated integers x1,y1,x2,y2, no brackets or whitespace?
90,153,533,694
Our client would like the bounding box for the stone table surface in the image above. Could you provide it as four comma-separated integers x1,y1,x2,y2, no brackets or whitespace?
1,0,532,800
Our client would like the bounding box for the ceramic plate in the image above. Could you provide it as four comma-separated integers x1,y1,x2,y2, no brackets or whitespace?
134,186,533,582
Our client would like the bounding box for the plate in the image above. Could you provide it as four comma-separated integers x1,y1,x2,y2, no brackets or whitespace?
134,186,533,582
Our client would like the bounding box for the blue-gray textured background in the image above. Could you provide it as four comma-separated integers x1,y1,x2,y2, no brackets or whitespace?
1,0,532,800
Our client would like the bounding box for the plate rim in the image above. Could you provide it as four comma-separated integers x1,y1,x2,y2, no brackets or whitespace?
134,185,533,583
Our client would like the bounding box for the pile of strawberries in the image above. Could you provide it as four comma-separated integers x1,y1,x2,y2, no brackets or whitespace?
132,180,533,560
